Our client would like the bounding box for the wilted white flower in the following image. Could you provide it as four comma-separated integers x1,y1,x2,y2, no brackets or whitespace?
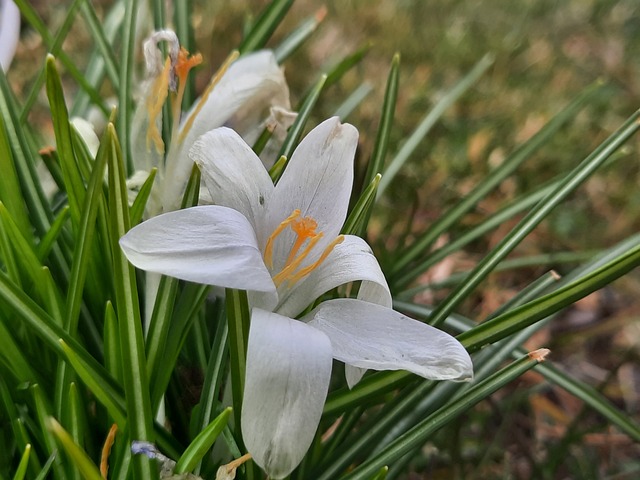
130,29,295,216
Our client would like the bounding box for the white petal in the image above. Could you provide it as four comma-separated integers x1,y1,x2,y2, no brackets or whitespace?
276,235,391,318
119,206,276,294
162,51,289,211
0,0,20,71
242,309,332,479
307,299,474,381
266,117,358,270
345,365,367,389
71,117,100,158
189,127,274,242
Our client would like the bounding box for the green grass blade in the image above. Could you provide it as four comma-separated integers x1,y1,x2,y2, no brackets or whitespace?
12,444,31,480
395,179,559,288
174,407,232,474
334,83,373,120
377,53,494,200
36,206,70,261
225,289,251,434
274,8,325,62
340,351,549,480
59,340,126,426
32,384,65,479
117,0,139,173
0,69,53,236
105,123,155,477
390,82,603,278
79,0,121,90
130,171,158,227
457,241,640,351
46,55,86,225
275,74,327,178
104,301,123,382
362,53,400,189
427,108,640,327
324,43,371,89
535,362,640,441
47,417,103,480
0,115,31,239
342,174,381,236
239,0,294,54
14,0,109,117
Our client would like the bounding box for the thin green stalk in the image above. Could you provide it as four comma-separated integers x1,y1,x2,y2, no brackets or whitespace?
427,108,640,328
340,351,549,480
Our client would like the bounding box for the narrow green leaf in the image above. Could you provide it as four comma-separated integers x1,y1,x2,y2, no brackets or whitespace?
226,289,251,432
64,119,110,335
427,108,640,327
275,74,327,179
47,417,103,480
0,68,53,237
117,0,139,173
334,83,373,120
0,114,31,239
46,54,86,225
79,1,120,90
342,174,381,236
457,240,640,351
377,53,495,200
33,454,56,480
362,53,400,188
36,206,70,261
394,179,559,288
324,43,371,89
268,155,287,182
274,7,325,62
0,378,41,476
106,123,155,477
175,407,232,474
63,383,83,480
14,0,109,117
340,351,548,480
130,168,158,226
13,444,32,480
370,466,389,480
104,301,122,383
391,82,604,280
0,320,41,385
59,340,126,426
32,385,65,479
239,0,294,54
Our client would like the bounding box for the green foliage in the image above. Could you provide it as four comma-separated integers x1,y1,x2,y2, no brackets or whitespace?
0,1,638,479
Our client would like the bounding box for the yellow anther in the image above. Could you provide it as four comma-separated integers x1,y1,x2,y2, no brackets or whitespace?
178,50,240,144
146,57,171,154
286,234,344,286
263,209,301,268
272,233,324,287
285,216,319,266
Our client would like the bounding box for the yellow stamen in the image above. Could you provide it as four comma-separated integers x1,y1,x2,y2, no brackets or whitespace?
178,50,240,144
272,233,324,287
266,210,344,288
146,57,171,154
287,235,344,285
263,209,301,268
286,216,319,266
171,47,203,139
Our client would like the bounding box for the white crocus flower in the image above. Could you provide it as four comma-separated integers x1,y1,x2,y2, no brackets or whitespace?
120,117,473,479
0,0,20,71
130,30,294,217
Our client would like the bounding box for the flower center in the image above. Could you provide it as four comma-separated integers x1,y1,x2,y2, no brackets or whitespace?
264,209,344,288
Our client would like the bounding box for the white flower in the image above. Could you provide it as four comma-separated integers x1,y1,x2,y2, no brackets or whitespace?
0,0,20,71
120,117,473,478
130,30,294,216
